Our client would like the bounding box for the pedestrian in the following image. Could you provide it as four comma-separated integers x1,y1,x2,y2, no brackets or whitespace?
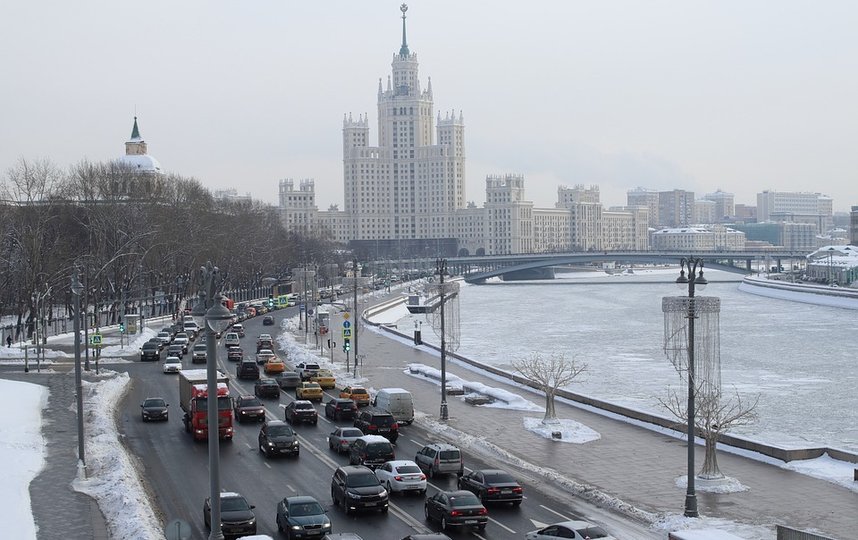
5,335,11,348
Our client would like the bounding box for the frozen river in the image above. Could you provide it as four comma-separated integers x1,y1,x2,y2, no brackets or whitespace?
393,268,858,453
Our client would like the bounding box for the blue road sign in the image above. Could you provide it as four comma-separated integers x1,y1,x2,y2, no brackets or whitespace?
343,320,351,328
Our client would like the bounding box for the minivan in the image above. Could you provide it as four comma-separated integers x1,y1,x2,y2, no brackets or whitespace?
348,435,395,469
372,388,414,425
415,443,464,478
237,360,260,380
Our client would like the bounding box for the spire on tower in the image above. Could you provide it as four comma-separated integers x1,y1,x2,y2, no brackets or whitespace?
378,78,383,96
399,4,410,57
130,116,142,141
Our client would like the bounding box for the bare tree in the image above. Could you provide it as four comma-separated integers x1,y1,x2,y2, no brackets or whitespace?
661,385,759,479
512,352,587,423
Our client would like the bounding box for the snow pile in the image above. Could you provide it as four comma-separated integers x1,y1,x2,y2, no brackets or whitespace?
406,363,542,411
780,453,858,494
674,475,749,493
0,379,48,539
523,417,601,444
100,328,158,357
71,371,162,540
652,515,774,539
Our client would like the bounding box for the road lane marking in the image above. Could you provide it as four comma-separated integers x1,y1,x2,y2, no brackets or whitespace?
488,516,516,534
263,462,271,469
244,442,252,449
540,504,572,520
408,438,423,445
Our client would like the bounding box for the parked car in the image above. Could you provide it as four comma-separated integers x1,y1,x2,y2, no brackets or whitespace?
374,460,426,495
328,427,364,454
275,371,302,389
223,332,240,348
232,323,245,337
140,397,169,421
325,398,358,421
296,382,323,401
330,465,389,515
311,369,336,389
424,490,487,532
162,356,183,374
348,435,395,469
258,420,299,458
234,395,266,423
237,359,260,380
285,400,318,425
353,409,399,443
263,315,275,326
457,469,523,505
140,341,161,362
203,492,257,538
227,347,244,362
339,385,370,407
254,377,280,399
525,520,617,540
256,349,275,365
276,495,331,539
264,358,286,375
414,443,463,478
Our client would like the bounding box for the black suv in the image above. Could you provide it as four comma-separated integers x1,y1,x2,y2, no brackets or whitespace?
325,398,358,421
203,492,257,538
140,341,160,362
353,408,399,443
330,465,389,515
237,360,260,380
348,435,395,469
234,395,265,423
285,400,318,425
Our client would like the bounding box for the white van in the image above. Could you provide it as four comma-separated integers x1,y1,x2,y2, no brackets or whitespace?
373,388,414,425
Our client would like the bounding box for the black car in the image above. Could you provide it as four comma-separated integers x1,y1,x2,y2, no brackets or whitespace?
140,341,160,362
424,490,487,532
227,347,244,362
285,400,318,425
353,408,398,443
330,465,389,515
325,398,358,421
167,343,185,358
348,435,395,469
234,395,266,423
276,495,331,539
237,360,260,380
254,378,280,399
140,397,169,421
203,492,257,538
457,469,523,505
263,315,275,325
258,420,299,457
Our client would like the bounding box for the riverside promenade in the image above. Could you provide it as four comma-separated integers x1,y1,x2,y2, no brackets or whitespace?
342,295,858,539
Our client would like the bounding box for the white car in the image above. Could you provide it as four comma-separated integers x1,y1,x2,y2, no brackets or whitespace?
374,459,427,495
223,332,240,348
525,520,617,540
162,356,183,373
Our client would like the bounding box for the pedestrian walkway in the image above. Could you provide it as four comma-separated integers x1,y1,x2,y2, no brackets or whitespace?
339,305,857,539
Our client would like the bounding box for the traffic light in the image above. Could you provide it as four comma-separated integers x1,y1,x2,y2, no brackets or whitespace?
343,338,351,352
119,319,125,333
268,294,274,308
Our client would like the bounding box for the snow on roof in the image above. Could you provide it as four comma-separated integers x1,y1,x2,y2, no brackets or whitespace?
653,227,711,234
115,154,162,172
807,245,858,266
358,434,392,443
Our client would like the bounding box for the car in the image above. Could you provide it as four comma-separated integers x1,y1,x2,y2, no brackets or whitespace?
415,443,463,478
140,341,161,362
232,323,245,337
325,398,358,421
256,349,275,365
256,334,274,352
162,356,183,373
328,427,365,454
339,385,370,407
156,330,172,345
203,492,257,538
348,435,395,469
192,343,207,364
140,397,169,421
173,332,190,346
285,400,318,425
353,409,399,443
275,371,302,389
254,377,280,399
424,490,487,532
233,395,266,423
311,369,336,389
375,460,427,495
276,495,331,539
227,346,243,362
525,520,618,540
223,332,240,348
258,420,299,457
295,362,321,380
296,382,323,401
263,315,275,326
167,343,185,358
264,358,286,375
457,469,523,505
330,465,389,515
237,359,260,380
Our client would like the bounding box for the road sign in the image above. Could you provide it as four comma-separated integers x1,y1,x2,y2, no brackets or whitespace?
342,328,352,338
90,333,103,346
308,309,314,316
343,312,350,320
343,320,351,328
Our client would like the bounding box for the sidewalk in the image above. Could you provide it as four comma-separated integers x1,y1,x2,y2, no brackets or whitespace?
337,307,857,539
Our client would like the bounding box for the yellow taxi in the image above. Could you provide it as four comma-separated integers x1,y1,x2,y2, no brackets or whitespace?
296,382,324,401
339,385,370,407
263,358,286,375
311,369,336,390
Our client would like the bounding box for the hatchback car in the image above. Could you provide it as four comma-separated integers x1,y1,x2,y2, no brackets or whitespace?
325,398,358,421
285,400,318,425
140,397,169,421
275,371,302,389
263,315,275,326
162,356,182,374
328,427,365,454
457,469,523,505
349,435,395,469
223,332,240,348
424,490,487,532
330,465,389,515
258,420,299,458
353,409,399,443
276,495,331,539
375,460,426,495
254,377,280,399
234,395,266,423
525,520,617,540
203,492,257,538
415,443,464,478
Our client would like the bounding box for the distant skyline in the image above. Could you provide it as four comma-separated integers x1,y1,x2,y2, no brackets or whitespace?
2,1,858,212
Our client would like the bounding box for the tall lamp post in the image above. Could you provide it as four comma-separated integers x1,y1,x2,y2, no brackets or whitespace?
676,257,707,518
71,269,86,477
191,262,233,540
437,258,449,421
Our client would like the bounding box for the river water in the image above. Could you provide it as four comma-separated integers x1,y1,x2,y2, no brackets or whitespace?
393,268,858,453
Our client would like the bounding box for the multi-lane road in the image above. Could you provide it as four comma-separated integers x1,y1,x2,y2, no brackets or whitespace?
119,308,637,539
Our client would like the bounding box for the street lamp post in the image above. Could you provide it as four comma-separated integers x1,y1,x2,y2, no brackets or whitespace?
71,269,86,477
192,262,233,540
437,258,449,421
676,258,707,518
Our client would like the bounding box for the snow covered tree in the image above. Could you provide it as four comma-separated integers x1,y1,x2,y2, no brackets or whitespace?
512,352,586,424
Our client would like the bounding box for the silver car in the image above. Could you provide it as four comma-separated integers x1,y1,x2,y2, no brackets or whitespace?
162,356,182,373
328,427,364,454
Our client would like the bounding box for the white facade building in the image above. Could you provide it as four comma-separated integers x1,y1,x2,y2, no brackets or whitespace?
651,226,746,251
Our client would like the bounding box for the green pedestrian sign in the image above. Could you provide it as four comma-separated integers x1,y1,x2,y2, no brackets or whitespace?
90,333,103,347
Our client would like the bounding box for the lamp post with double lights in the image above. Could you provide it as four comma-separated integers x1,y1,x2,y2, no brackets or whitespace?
676,257,707,518
71,269,86,477
191,262,233,540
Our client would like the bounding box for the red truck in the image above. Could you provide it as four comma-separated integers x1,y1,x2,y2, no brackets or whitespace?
179,369,234,441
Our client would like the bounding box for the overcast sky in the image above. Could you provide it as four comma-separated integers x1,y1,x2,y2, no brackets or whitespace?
3,1,858,212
